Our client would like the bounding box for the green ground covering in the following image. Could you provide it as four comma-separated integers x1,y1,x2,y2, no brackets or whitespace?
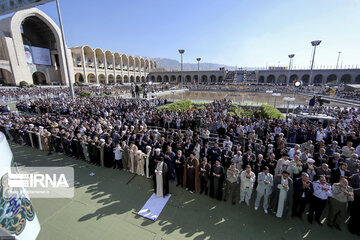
8,142,354,240
159,99,283,119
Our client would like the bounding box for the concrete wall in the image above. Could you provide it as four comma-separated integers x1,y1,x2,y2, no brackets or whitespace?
257,69,360,85
148,70,226,84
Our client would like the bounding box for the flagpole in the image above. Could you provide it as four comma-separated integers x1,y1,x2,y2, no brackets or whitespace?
55,0,74,98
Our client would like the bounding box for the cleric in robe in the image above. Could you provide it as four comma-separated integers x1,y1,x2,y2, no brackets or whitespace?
269,170,293,218
210,159,225,200
183,152,200,193
153,157,169,198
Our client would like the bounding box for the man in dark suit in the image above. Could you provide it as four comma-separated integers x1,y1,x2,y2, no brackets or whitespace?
254,154,267,176
330,162,351,184
292,172,314,219
199,157,211,195
221,144,233,170
200,142,210,160
313,148,329,167
242,148,256,170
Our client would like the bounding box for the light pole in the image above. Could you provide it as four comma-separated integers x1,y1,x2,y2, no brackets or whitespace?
336,51,341,69
196,58,201,87
56,0,74,98
309,40,321,85
287,54,295,86
178,49,185,88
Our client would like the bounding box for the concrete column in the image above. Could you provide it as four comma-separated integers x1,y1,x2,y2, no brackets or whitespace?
81,49,87,82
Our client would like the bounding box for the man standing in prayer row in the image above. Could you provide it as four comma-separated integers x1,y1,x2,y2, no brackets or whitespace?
153,157,169,198
224,163,240,204
210,159,225,200
292,173,313,219
308,175,332,225
183,152,200,193
327,178,354,231
254,166,273,214
239,165,255,206
270,170,293,218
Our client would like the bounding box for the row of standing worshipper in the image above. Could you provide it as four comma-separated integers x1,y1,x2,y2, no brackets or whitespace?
1,126,359,235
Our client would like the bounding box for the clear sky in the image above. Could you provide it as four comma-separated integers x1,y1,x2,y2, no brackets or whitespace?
2,0,360,68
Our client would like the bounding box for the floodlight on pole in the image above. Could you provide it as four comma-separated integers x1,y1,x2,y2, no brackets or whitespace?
309,40,321,85
178,49,185,88
336,51,341,69
196,58,201,86
287,54,295,85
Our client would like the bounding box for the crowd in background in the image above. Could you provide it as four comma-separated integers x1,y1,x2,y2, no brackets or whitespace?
0,94,359,235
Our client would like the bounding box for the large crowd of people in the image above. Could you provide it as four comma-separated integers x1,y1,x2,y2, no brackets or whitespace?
0,92,359,235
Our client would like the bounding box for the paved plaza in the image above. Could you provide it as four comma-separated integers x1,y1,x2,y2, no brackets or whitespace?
10,142,355,240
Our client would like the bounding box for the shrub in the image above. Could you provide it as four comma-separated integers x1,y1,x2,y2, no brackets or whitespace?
19,81,28,87
79,90,92,97
29,84,35,88
158,99,193,112
260,104,283,119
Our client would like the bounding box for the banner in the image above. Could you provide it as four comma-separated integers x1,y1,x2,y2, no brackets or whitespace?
0,132,40,240
24,45,51,65
236,73,244,83
0,0,54,16
31,46,51,65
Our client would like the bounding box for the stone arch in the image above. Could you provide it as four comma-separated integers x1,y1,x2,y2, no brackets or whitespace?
11,8,67,85
95,48,105,69
326,74,337,84
340,74,351,84
32,71,47,85
164,75,169,83
0,69,14,86
302,74,310,85
135,57,140,72
123,75,129,83
313,74,323,85
210,75,216,83
116,75,122,84
129,56,135,71
105,50,113,70
157,76,162,82
194,75,199,83
218,76,223,82
87,73,96,83
201,75,208,83
141,76,145,83
75,73,84,83
98,74,106,85
136,76,140,83
185,75,192,83
122,54,128,71
259,76,265,83
108,74,114,84
289,74,298,84
114,52,121,70
130,75,135,83
144,59,150,72
170,75,176,83
355,75,360,84
150,75,155,82
83,46,95,68
266,75,275,84
278,75,287,85
177,75,182,83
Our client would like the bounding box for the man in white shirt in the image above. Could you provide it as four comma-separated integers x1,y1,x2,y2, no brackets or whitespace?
239,165,256,206
307,175,332,225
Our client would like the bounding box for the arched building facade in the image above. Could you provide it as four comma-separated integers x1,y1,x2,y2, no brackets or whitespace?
0,8,157,86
